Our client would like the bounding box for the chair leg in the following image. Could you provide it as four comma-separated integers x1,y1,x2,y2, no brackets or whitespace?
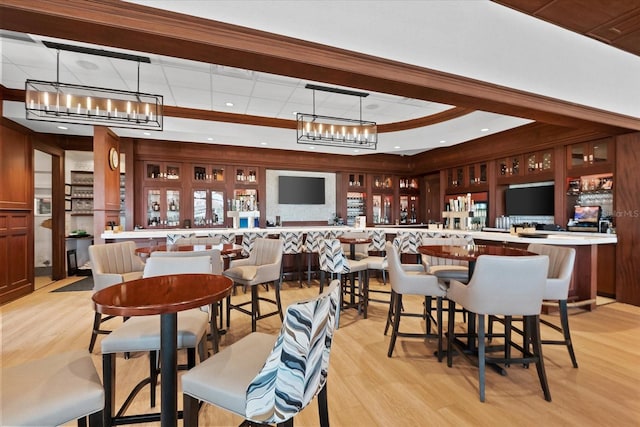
251,285,259,332
89,312,102,353
384,290,395,335
102,353,115,427
447,300,456,368
318,383,330,427
183,394,200,427
477,313,486,402
559,299,579,368
436,297,444,362
387,293,403,357
149,351,158,408
275,280,284,321
530,315,552,401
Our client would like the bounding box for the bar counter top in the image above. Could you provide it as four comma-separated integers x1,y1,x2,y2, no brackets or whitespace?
102,226,616,246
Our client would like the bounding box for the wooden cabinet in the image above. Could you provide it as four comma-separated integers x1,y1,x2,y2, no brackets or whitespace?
192,164,225,183
347,173,365,189
497,155,522,178
372,174,393,191
447,163,487,190
234,166,258,184
144,161,182,181
525,150,553,175
144,187,181,227
567,139,613,170
399,176,419,224
372,194,393,225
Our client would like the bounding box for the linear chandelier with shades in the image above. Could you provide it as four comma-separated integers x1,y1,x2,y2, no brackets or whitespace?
296,84,377,150
25,41,163,130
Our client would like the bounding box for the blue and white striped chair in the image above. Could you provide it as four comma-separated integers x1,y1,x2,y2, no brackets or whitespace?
182,279,339,427
304,230,327,285
208,232,236,245
319,238,369,318
166,232,196,245
279,230,304,286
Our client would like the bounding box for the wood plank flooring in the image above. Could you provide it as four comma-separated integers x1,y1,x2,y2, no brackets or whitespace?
1,276,639,426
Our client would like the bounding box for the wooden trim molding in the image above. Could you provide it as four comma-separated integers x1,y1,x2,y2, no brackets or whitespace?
1,0,639,135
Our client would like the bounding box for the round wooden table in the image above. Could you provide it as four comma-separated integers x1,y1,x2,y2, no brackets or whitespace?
338,237,372,260
93,273,232,427
418,244,535,279
135,243,242,257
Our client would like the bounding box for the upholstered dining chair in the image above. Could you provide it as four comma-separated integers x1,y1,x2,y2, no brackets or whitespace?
385,241,448,358
396,231,421,264
446,254,551,402
340,231,370,260
240,231,268,257
366,228,388,286
182,279,340,427
208,232,236,245
528,244,578,367
100,256,212,423
223,237,284,332
88,241,146,352
1,350,104,427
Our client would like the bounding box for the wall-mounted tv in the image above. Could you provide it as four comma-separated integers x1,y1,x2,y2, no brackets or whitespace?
278,176,325,205
505,184,554,216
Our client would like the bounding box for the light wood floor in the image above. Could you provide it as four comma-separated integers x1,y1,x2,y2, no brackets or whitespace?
2,276,640,426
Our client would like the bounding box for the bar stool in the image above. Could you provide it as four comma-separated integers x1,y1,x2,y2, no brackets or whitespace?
240,231,268,257
446,254,551,402
279,230,304,286
1,350,104,427
304,230,327,285
319,238,369,318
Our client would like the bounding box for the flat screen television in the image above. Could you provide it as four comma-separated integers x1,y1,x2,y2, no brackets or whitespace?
278,176,325,205
573,205,601,223
505,185,554,216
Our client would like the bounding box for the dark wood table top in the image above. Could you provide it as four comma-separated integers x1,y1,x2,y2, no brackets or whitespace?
338,237,372,244
92,273,233,317
135,243,242,256
418,244,535,262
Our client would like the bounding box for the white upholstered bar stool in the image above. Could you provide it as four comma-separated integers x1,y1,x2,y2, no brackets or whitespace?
420,234,470,283
529,243,578,367
1,350,104,427
88,241,146,353
385,241,447,359
223,238,284,332
446,254,551,402
100,256,211,422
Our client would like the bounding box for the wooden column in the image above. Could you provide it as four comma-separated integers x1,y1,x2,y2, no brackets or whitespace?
93,126,121,244
615,132,640,306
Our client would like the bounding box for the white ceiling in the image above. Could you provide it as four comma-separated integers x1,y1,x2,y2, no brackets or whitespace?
2,1,638,156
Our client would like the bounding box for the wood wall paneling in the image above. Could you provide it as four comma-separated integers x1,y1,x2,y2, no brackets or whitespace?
93,126,121,243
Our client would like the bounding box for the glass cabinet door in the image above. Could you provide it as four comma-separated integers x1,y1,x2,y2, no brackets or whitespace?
211,190,225,225
146,189,161,226
166,189,180,226
592,141,608,163
193,190,207,226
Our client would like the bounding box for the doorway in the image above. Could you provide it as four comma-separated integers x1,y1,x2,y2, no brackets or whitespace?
34,149,54,289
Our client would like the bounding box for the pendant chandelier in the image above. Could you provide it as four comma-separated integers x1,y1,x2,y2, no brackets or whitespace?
25,41,163,130
296,84,377,150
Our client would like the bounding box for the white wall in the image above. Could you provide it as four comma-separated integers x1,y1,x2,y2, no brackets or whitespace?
265,170,336,223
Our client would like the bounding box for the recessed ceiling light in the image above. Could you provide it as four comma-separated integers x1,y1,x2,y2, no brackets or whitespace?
439,140,446,144
309,146,315,150
143,132,151,136
225,102,234,107
207,137,213,141
394,145,401,149
57,126,68,130
292,111,298,116
481,128,489,132
365,104,379,110
260,142,267,146
353,149,360,153
76,60,98,70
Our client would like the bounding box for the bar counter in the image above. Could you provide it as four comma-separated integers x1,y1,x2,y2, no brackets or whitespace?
102,226,616,309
